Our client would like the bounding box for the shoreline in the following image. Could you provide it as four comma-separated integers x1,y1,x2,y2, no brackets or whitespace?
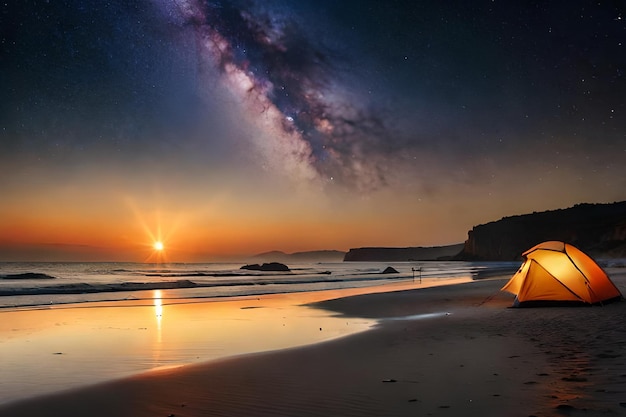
0,275,473,312
1,272,626,416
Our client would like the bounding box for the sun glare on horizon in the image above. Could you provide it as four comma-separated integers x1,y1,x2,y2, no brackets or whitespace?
153,241,164,251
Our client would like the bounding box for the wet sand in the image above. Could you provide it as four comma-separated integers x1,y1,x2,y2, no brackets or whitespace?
1,272,626,416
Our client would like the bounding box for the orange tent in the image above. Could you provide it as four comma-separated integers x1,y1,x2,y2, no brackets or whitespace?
501,241,622,306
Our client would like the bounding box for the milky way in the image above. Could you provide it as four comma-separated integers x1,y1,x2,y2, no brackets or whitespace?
155,0,625,193
155,0,400,190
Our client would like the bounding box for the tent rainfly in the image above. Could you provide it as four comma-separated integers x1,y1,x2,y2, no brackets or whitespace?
501,241,622,307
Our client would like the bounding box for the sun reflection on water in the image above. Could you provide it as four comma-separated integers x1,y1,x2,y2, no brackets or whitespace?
0,290,377,405
154,290,163,343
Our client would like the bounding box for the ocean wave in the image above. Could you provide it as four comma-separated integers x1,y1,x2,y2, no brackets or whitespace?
0,280,197,296
143,271,257,278
0,272,56,280
0,272,410,297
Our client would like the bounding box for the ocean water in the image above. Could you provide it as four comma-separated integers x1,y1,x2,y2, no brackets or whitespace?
0,260,521,309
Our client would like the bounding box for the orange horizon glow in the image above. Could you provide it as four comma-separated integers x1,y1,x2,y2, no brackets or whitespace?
0,172,619,263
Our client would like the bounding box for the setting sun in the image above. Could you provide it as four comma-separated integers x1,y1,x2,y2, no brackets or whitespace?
153,241,164,251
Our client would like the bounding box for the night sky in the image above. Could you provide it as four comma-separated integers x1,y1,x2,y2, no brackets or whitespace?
1,0,625,261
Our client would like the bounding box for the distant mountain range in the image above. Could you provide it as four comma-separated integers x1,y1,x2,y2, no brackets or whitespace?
249,250,346,263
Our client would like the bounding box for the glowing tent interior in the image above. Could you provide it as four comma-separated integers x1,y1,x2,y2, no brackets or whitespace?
501,241,622,307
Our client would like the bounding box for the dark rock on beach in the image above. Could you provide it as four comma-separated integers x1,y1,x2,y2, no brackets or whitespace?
381,267,399,274
240,262,290,272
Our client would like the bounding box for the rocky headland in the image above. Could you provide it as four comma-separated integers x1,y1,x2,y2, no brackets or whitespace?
343,244,464,262
456,201,626,261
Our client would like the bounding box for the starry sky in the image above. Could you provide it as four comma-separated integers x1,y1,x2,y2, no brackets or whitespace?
1,0,625,261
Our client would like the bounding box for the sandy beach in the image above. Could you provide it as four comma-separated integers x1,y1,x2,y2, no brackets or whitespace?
2,272,626,417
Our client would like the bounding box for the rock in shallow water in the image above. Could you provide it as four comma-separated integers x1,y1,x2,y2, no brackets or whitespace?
240,262,290,272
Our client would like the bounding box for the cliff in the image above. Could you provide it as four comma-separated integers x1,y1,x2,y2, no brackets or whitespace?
457,201,626,261
343,244,464,262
